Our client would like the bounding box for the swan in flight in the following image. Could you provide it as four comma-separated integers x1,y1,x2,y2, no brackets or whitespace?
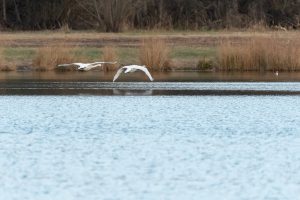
113,65,154,82
57,62,117,71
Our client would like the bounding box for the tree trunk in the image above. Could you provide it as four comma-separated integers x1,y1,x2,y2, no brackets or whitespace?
13,0,21,23
2,0,7,22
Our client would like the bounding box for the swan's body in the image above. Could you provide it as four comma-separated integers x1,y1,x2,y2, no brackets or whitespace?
113,65,154,82
57,62,117,71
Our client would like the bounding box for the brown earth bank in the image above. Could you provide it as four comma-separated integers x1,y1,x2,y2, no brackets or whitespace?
0,31,299,47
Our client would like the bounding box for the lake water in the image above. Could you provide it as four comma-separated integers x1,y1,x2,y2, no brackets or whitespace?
1,95,300,200
1,71,300,82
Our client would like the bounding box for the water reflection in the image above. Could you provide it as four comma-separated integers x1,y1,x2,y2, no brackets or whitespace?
113,89,153,96
1,71,300,82
1,71,300,95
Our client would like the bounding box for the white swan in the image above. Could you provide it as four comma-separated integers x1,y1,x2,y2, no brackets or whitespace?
113,65,154,82
57,62,117,71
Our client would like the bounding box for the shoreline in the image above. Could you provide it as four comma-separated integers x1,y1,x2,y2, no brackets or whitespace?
1,71,300,83
1,30,300,72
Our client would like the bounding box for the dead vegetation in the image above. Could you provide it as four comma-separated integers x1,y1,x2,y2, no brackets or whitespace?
32,44,77,71
0,48,14,71
217,37,300,71
139,38,170,71
1,32,300,72
102,46,118,71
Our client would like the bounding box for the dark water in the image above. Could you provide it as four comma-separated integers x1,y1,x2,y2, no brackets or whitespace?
1,71,300,82
1,82,300,96
1,71,300,95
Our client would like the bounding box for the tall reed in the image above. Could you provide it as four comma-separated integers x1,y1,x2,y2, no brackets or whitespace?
218,37,300,71
102,46,118,71
139,38,170,71
32,44,76,71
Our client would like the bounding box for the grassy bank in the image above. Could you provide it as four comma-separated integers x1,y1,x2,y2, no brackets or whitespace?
0,46,215,71
0,30,300,72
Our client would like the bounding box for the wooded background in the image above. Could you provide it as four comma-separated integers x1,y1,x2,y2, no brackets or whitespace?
0,0,299,32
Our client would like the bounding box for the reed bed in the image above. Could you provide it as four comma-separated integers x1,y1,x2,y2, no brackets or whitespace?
218,37,300,71
32,45,77,71
102,47,118,71
139,38,170,71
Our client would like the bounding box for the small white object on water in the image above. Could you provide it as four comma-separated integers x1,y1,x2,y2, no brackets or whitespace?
57,62,117,71
275,71,279,76
113,65,154,82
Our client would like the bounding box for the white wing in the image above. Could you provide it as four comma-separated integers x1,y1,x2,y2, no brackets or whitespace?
80,63,103,71
92,61,117,65
113,67,125,82
133,65,154,81
57,63,79,67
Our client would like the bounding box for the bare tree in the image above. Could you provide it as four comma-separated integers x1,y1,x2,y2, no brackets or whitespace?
2,0,7,23
76,0,140,32
1,0,300,31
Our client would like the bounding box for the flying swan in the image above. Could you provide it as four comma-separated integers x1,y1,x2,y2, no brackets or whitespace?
113,65,154,82
57,62,117,71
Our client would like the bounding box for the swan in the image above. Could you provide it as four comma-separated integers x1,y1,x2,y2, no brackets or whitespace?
57,62,117,71
113,65,154,82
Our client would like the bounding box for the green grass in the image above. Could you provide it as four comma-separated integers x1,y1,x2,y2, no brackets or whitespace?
1,46,217,69
117,48,138,64
76,47,139,64
4,47,35,61
2,47,133,61
171,47,216,60
74,47,102,60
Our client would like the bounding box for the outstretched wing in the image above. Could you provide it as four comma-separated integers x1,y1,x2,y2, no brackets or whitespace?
81,63,103,71
92,61,118,65
113,67,125,82
134,66,154,81
57,63,78,67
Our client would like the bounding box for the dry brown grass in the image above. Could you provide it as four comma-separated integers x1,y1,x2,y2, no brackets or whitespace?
0,48,14,71
0,63,15,71
32,44,77,71
0,48,5,68
102,46,118,71
217,37,300,71
139,38,170,71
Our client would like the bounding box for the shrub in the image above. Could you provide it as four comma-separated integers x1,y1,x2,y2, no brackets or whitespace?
102,46,118,71
139,38,170,71
197,57,214,71
32,45,76,71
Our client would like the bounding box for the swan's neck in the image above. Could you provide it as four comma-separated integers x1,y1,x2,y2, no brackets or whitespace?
124,68,132,73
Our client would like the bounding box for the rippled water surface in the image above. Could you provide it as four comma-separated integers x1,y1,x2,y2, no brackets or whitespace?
1,82,300,95
1,71,300,82
1,96,300,200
